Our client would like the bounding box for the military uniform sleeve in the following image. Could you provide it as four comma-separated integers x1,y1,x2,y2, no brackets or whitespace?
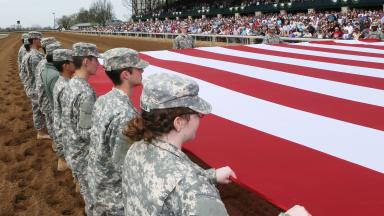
192,37,195,48
47,76,59,105
36,64,45,106
53,88,64,129
168,176,228,216
262,36,269,44
26,56,34,82
109,113,135,170
173,37,179,49
204,168,217,185
19,56,28,83
77,94,95,142
31,55,41,77
18,49,24,68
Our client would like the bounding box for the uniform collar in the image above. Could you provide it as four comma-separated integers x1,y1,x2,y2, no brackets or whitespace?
72,75,91,87
59,75,70,81
152,139,189,161
152,139,208,177
111,87,136,109
112,87,127,97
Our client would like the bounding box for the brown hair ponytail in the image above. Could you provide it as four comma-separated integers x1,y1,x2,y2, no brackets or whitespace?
123,107,195,143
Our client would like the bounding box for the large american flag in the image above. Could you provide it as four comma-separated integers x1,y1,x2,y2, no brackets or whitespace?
91,40,384,216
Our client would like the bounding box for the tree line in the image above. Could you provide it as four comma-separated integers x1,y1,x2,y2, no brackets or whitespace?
57,0,114,29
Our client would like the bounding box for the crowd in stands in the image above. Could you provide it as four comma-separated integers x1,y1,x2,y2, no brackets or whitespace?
80,9,384,40
157,0,312,15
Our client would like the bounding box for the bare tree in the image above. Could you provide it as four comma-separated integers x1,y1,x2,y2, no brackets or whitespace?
76,8,93,23
122,0,167,16
89,0,114,26
57,14,76,29
122,0,138,16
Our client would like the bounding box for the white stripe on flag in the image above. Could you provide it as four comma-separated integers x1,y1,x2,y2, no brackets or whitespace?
196,47,384,78
295,42,384,54
143,65,384,173
246,44,384,63
144,50,384,107
334,40,384,46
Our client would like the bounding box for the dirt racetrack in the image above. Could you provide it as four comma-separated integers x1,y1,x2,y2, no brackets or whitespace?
0,32,282,216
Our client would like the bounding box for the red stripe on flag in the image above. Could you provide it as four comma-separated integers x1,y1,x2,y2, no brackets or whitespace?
186,113,384,216
311,40,384,50
140,53,384,131
89,65,114,96
275,43,384,58
170,48,384,90
225,45,384,70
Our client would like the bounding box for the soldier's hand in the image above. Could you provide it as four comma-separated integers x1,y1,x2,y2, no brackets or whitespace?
215,166,237,184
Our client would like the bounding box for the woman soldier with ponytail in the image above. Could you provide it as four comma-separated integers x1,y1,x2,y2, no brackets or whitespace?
121,73,311,216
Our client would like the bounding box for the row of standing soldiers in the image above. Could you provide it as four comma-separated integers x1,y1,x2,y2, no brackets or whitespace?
17,31,309,216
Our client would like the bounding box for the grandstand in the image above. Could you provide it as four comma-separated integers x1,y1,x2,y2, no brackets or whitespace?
76,6,383,42
132,0,384,20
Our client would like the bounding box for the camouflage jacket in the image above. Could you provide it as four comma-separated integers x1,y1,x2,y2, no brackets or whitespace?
122,139,227,216
366,30,384,40
35,59,48,110
40,62,59,108
53,75,69,158
20,48,44,96
61,75,96,176
262,33,283,45
17,45,27,71
87,88,138,215
173,34,195,49
35,59,47,93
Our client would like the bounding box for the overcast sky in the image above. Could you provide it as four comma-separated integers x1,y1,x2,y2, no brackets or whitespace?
0,0,130,28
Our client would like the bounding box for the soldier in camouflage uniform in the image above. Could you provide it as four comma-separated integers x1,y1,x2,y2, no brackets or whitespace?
17,33,29,70
262,23,284,45
39,42,61,106
35,38,61,148
366,22,383,40
35,37,59,102
87,48,149,215
52,49,75,171
20,31,50,139
173,23,195,49
381,23,384,41
121,73,237,216
61,42,100,213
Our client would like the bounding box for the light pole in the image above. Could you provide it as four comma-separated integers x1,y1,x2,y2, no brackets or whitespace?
52,12,56,29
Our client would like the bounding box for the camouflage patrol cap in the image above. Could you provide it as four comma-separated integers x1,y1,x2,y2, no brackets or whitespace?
371,22,379,27
140,73,212,114
27,31,42,39
102,48,149,71
23,38,30,45
53,49,74,62
72,42,101,57
41,37,57,48
46,42,62,55
22,33,28,40
180,22,188,28
267,23,275,29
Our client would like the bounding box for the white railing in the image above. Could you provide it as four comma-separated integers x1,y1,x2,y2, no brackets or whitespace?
65,30,332,44
0,34,9,39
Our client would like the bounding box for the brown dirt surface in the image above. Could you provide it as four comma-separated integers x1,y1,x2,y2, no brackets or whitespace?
0,32,282,216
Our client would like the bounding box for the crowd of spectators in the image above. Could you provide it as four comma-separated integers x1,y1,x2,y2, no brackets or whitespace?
157,0,312,15
80,9,383,40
